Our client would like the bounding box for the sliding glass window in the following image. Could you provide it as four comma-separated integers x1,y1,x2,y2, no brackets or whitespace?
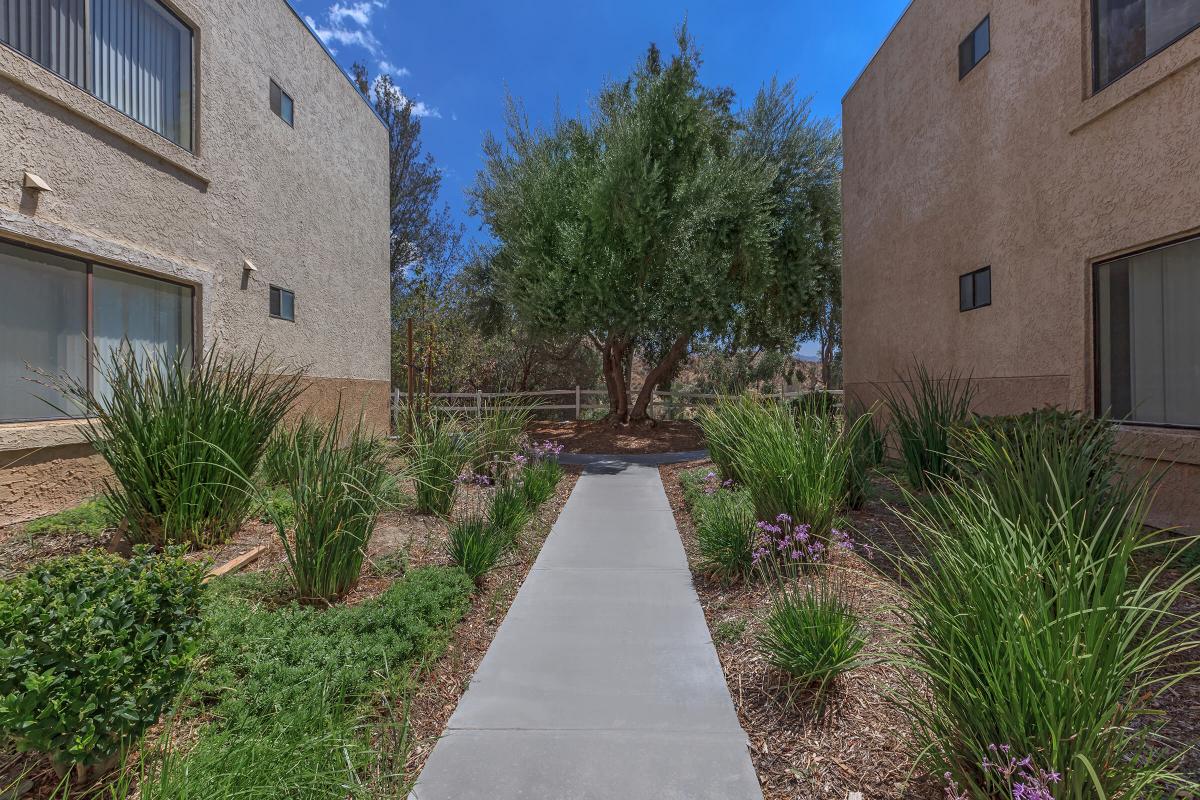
0,0,193,149
1096,236,1200,428
0,239,194,422
1095,0,1200,90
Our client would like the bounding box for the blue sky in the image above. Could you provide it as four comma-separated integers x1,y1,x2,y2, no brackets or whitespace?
285,0,909,355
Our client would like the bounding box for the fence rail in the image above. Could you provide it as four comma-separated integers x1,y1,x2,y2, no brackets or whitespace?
391,386,843,419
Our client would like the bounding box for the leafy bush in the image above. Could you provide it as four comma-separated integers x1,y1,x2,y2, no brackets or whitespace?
789,391,840,420
755,577,865,700
446,517,507,585
256,416,325,487
405,420,469,516
268,414,391,603
694,488,756,582
735,403,854,540
488,483,532,546
518,458,563,509
952,407,1132,548
23,499,116,537
0,548,206,776
53,345,303,549
896,475,1199,799
877,362,975,490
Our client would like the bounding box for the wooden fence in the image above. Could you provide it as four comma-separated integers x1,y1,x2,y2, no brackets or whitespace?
391,386,843,420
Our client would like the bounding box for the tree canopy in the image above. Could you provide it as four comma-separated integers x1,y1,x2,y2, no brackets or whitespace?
471,28,842,422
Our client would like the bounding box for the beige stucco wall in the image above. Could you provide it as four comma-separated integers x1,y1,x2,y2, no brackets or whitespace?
0,0,390,525
842,0,1200,531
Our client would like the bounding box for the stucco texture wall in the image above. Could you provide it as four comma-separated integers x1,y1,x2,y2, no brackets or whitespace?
842,0,1200,530
0,0,390,524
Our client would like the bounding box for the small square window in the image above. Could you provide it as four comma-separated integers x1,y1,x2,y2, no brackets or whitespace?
269,285,295,321
959,16,991,79
959,266,992,312
270,80,294,126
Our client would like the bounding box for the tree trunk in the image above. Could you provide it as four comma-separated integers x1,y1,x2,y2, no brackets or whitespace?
628,334,690,423
610,338,630,422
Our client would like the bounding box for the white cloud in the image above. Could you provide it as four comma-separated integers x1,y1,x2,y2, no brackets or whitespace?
305,2,386,56
329,1,383,27
377,60,410,77
374,77,440,119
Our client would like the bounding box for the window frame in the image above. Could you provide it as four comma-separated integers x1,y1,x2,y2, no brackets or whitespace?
959,266,992,312
269,285,296,322
1091,234,1200,431
0,236,196,424
0,0,196,151
959,15,991,79
1092,0,1200,92
270,79,295,127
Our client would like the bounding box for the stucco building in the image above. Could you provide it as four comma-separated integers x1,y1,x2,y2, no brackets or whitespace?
1,0,390,524
843,1,1200,530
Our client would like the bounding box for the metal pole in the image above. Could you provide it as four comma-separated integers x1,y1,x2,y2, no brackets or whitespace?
406,319,415,435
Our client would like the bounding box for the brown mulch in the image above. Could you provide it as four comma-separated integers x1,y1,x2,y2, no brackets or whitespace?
660,460,937,800
526,419,705,454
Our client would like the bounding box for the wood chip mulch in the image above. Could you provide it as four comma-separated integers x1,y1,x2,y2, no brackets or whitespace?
526,419,705,454
659,460,939,800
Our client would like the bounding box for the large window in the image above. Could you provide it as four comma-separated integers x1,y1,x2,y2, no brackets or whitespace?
1096,236,1200,428
1095,0,1200,90
0,240,194,422
0,0,194,149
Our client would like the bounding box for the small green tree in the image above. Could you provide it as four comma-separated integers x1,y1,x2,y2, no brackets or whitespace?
472,28,841,423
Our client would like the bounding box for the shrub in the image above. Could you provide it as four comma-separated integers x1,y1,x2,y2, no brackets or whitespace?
269,414,391,603
53,344,303,549
896,476,1200,800
446,517,507,585
877,362,975,490
518,458,563,509
0,548,206,777
256,416,325,487
488,483,532,546
735,403,854,540
755,576,865,700
695,488,756,582
789,391,840,420
23,499,116,537
405,420,469,516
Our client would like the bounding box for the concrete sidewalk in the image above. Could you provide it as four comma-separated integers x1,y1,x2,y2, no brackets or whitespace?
410,460,762,800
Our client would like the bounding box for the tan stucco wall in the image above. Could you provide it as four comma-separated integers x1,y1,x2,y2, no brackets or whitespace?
0,0,390,523
842,0,1200,530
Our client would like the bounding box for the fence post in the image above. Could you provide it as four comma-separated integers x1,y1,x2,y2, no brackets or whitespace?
575,385,581,419
476,389,483,417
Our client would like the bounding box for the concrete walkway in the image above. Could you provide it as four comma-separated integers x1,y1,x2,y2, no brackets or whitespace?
410,460,762,800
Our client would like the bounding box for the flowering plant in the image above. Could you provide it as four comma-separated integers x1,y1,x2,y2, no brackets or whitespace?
752,513,853,573
457,469,494,487
701,471,735,495
944,745,1061,800
522,439,564,463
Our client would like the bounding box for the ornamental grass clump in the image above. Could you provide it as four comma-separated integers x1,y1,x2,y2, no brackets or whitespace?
256,416,325,487
735,403,859,540
896,474,1200,800
952,407,1132,550
468,404,534,477
515,440,564,509
844,406,886,510
446,516,508,585
406,419,470,516
694,484,756,582
697,395,763,484
488,482,532,547
267,412,390,603
877,361,975,490
0,548,206,781
53,344,303,549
